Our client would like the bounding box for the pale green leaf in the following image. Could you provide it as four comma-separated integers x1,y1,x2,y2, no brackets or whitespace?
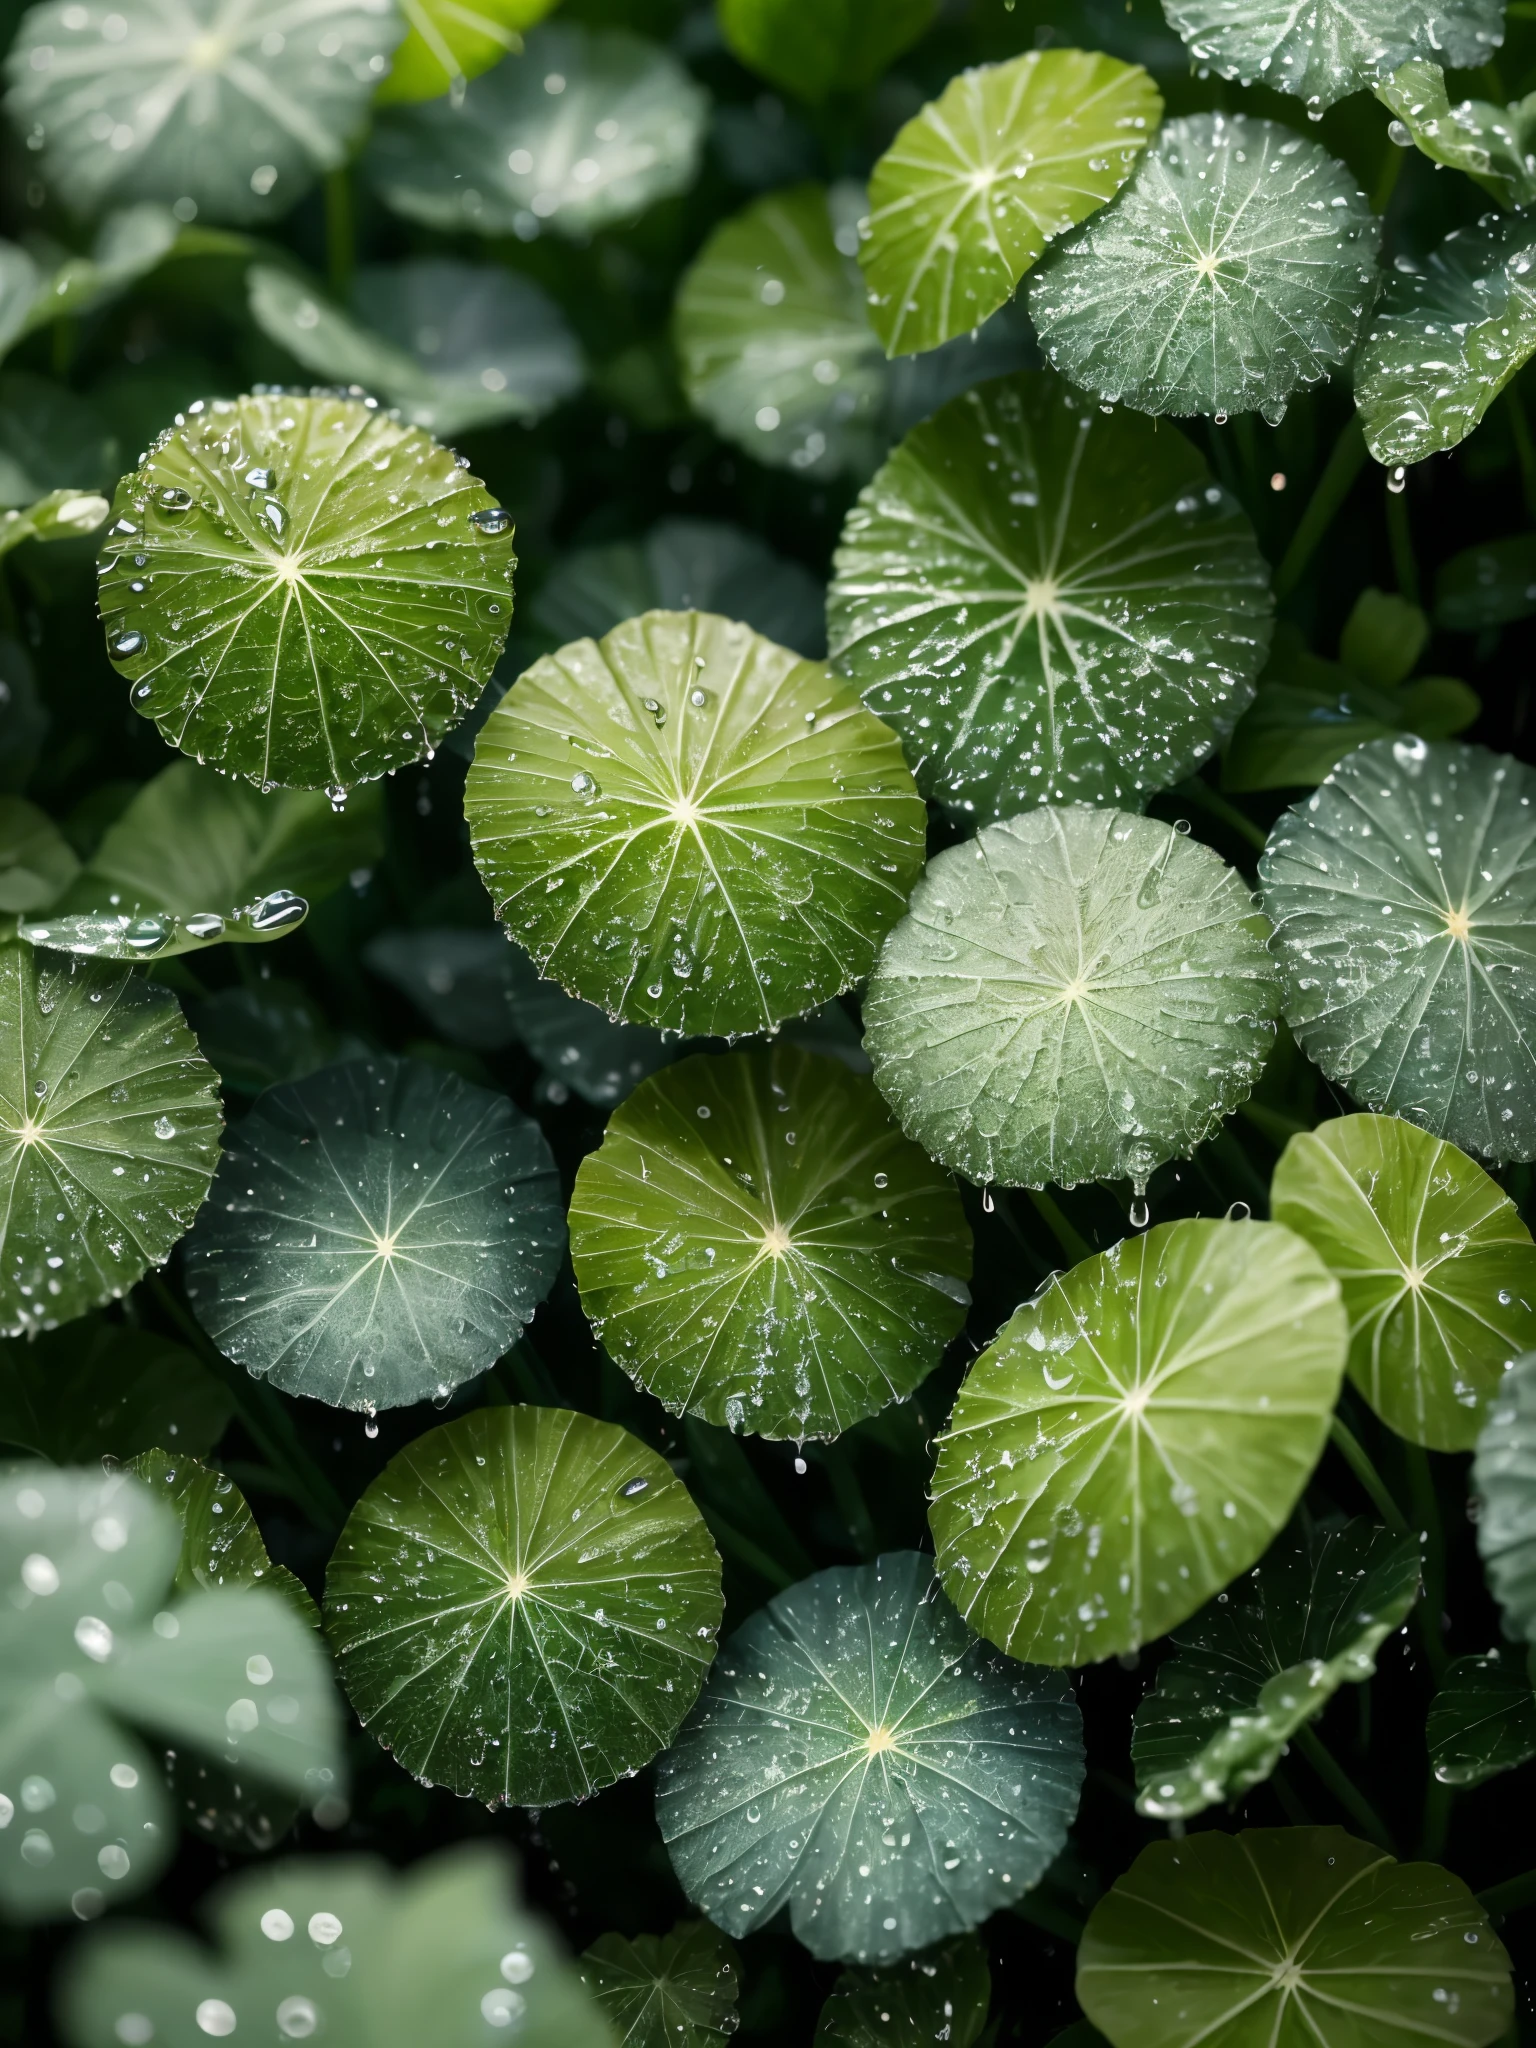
378,0,560,106
656,1550,1084,1965
464,609,926,1038
1166,0,1501,114
1259,739,1536,1163
1031,113,1380,423
0,487,110,561
1271,1113,1536,1450
183,1054,563,1412
569,1045,972,1440
0,941,222,1338
97,391,516,795
326,1405,723,1805
929,1218,1347,1664
827,370,1273,821
863,807,1280,1191
861,52,1161,357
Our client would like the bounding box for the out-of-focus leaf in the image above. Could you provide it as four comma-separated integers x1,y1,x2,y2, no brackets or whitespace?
377,0,560,107
1435,533,1536,630
717,0,936,104
1474,1349,1536,1646
0,488,110,562
0,373,116,509
367,24,707,240
815,1933,991,2044
0,638,45,793
1377,62,1536,210
188,982,359,1096
0,207,181,363
1428,1649,1536,1788
247,260,583,436
1339,587,1428,687
0,1321,230,1462
0,797,79,914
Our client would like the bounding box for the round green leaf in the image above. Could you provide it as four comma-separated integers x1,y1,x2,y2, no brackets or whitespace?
0,941,222,1338
580,1920,741,2047
58,1843,610,2048
569,1045,972,1441
378,0,558,106
0,1464,342,1919
929,1218,1347,1664
366,25,707,241
1271,1113,1536,1451
1130,1518,1419,1819
863,807,1280,1191
1428,1648,1536,1789
1076,1827,1513,2048
326,1405,724,1806
861,52,1162,358
465,608,926,1038
128,1448,317,1624
657,1549,1084,1965
816,1933,991,2046
826,372,1273,822
1353,213,1536,469
1164,0,1501,114
717,0,936,104
4,0,401,226
1030,113,1381,424
675,183,889,481
1259,739,1536,1164
533,517,827,659
0,1321,230,1463
97,391,517,796
248,260,583,437
1474,1348,1536,1645
183,1054,563,1413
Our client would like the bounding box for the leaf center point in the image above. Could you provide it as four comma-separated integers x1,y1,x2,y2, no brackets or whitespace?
761,1222,794,1258
370,1229,399,1261
669,793,704,828
863,1723,897,1755
1444,904,1473,942
506,1571,531,1601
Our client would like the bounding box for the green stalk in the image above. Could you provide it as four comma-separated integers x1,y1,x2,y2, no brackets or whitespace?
1292,1723,1395,1852
1419,1774,1452,1861
1405,1443,1450,1682
1275,418,1367,598
324,165,355,301
148,1276,345,1531
1026,1188,1092,1267
1385,481,1419,604
1479,1868,1536,1917
1328,1417,1411,1537
1504,379,1536,523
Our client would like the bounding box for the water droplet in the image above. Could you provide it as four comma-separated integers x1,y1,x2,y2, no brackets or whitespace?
156,486,193,513
571,771,599,798
469,506,512,536
111,630,146,660
248,890,308,934
246,466,275,491
1129,1196,1150,1229
617,1476,649,1502
124,915,173,956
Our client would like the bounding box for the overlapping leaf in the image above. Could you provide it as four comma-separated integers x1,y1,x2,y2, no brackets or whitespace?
569,1045,972,1440
863,807,1280,1190
929,1219,1348,1664
465,609,925,1038
827,372,1273,821
1030,113,1380,423
184,1054,563,1412
0,206,181,363
1272,1113,1536,1450
0,797,79,914
1260,739,1536,1163
97,392,516,794
326,1406,723,1805
657,1550,1084,1965
1164,0,1501,114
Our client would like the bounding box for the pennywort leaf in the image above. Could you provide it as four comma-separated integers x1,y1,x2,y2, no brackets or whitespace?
861,52,1162,358
465,608,926,1039
128,1449,316,1624
929,1218,1347,1664
863,807,1279,1191
377,0,559,107
1474,1348,1536,1647
569,1045,972,1441
1376,63,1536,210
1259,739,1536,1164
1428,1649,1536,1789
579,1920,741,2046
717,0,936,104
97,391,516,795
815,1933,991,2045
1030,113,1380,424
656,1550,1084,1965
183,1054,563,1413
827,371,1273,822
326,1406,724,1805
1164,0,1501,114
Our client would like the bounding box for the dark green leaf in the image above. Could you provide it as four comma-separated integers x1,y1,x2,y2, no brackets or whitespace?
1435,534,1536,631
1338,588,1428,689
1164,0,1501,114
0,797,79,914
580,1920,740,2046
815,1933,991,2045
1428,1648,1536,1789
127,1448,316,1625
1474,1349,1536,1645
0,1322,230,1463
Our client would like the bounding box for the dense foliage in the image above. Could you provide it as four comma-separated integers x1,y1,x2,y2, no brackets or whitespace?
3,0,1536,2041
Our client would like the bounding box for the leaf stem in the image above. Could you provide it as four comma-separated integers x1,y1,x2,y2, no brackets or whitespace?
147,1275,345,1532
1479,1867,1536,1917
324,165,355,301
1328,1416,1411,1536
1419,1773,1453,1861
1404,1443,1450,1682
1292,1722,1395,1852
1026,1189,1092,1267
1275,418,1367,599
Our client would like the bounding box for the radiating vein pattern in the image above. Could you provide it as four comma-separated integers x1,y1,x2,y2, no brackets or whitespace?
183,1054,563,1411
1164,0,1501,112
1272,1112,1536,1450
1078,1828,1513,2048
6,0,401,225
1260,739,1536,1164
863,807,1280,1191
1354,211,1536,468
828,371,1273,821
465,609,926,1038
0,942,221,1336
862,51,1161,357
98,392,516,793
1030,113,1381,423
929,1219,1347,1665
569,1045,972,1441
656,1551,1083,1965
326,1406,723,1806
